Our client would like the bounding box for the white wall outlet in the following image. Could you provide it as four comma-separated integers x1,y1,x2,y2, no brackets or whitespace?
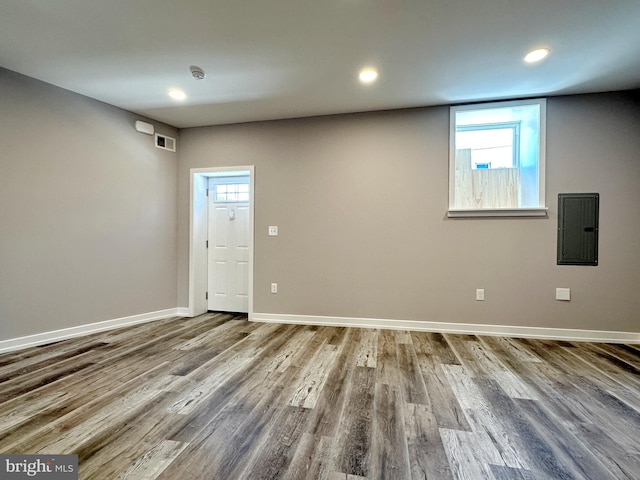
271,283,278,294
556,288,571,301
268,226,278,236
476,288,485,301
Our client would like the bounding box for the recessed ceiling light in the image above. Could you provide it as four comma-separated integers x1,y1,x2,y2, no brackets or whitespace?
359,68,378,84
524,48,550,64
167,88,187,100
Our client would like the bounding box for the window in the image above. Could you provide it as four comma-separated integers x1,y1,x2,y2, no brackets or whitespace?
215,183,250,202
456,122,520,169
448,99,546,217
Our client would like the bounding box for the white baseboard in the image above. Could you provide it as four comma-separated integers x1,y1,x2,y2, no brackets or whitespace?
251,312,640,344
0,308,185,354
4,309,636,355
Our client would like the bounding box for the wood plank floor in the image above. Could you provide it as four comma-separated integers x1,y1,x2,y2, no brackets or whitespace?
1,313,639,479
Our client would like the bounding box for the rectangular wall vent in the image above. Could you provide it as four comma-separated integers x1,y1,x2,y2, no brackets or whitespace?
155,133,176,152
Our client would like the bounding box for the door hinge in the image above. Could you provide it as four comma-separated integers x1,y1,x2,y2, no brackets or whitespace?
206,188,209,197
205,291,208,300
206,240,209,248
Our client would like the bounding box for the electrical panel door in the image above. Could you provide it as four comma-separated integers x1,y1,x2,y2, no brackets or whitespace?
557,193,599,266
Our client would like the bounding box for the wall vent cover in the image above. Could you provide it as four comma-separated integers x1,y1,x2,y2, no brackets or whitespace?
155,133,176,152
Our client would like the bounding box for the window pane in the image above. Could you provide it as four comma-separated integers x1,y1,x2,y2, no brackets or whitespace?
457,127,516,169
456,128,512,150
213,183,250,203
470,146,513,169
449,99,545,211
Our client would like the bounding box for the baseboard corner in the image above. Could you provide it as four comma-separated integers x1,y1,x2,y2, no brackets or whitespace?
0,308,181,354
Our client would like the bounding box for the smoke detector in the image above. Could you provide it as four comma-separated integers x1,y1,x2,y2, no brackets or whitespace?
190,65,206,80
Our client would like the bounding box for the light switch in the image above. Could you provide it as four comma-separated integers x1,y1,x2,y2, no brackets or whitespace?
268,226,278,236
556,288,571,301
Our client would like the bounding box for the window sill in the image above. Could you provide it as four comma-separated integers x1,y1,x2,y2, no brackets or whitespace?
447,208,548,218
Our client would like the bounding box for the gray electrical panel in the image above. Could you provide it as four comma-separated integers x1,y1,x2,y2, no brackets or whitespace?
557,193,599,266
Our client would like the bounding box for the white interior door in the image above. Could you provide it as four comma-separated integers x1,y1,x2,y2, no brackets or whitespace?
207,181,250,313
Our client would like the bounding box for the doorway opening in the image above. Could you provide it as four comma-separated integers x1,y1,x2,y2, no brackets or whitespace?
188,166,254,319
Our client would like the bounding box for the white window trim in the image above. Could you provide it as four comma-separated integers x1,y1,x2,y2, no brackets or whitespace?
448,98,547,217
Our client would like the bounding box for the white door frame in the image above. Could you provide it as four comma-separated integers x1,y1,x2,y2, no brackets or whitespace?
188,166,255,319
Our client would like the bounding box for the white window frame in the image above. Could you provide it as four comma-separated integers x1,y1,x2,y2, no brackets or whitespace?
448,98,548,218
457,121,521,169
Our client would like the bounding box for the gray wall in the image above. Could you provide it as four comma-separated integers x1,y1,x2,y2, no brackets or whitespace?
178,91,640,333
1,64,637,343
0,68,178,341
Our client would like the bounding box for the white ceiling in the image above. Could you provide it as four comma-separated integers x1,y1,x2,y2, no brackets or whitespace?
2,0,639,128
